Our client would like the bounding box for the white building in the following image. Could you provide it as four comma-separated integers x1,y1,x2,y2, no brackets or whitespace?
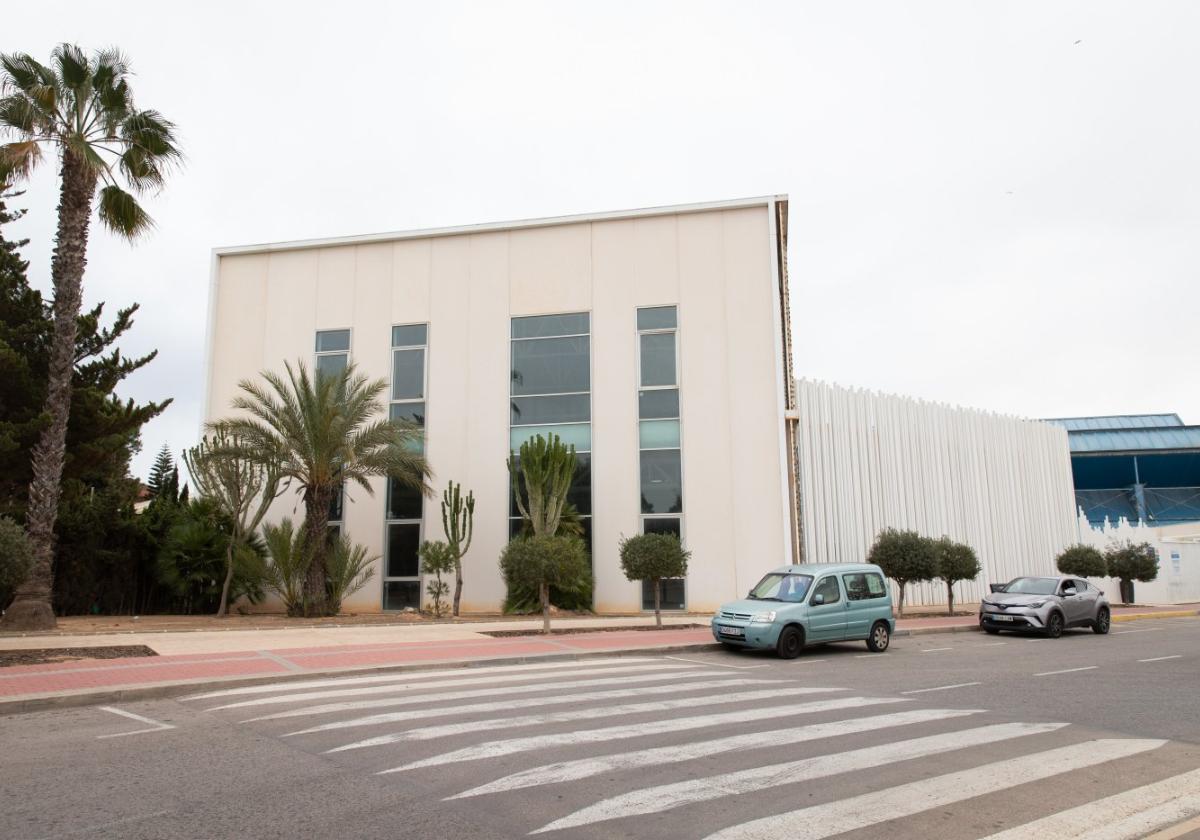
204,197,799,614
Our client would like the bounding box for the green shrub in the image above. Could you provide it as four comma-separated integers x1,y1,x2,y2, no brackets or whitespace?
324,533,377,615
867,528,938,615
1105,541,1159,604
932,537,980,616
262,519,309,616
157,499,266,614
619,533,690,627
1055,544,1107,578
500,535,592,633
0,517,32,611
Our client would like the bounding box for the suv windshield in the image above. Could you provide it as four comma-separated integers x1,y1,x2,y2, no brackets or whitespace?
749,573,813,603
1003,577,1058,595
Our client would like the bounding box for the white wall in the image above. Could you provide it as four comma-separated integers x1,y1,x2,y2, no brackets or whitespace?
1075,516,1200,604
794,379,1078,607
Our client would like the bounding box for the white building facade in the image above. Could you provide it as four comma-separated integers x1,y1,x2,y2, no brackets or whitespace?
204,197,799,614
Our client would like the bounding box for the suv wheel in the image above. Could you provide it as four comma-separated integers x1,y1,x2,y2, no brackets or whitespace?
866,621,890,652
1045,611,1064,639
776,625,804,659
1092,607,1111,635
983,626,1001,635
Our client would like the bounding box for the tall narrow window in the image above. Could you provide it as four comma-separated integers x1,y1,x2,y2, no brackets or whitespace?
315,329,350,380
384,324,428,611
637,306,685,610
509,313,591,554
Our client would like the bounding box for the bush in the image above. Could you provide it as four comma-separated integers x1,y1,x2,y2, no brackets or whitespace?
157,499,267,615
1105,541,1159,604
500,535,592,633
867,528,938,615
324,533,377,615
420,540,456,617
932,537,980,616
1055,544,1107,578
0,517,32,611
262,519,309,616
619,533,690,627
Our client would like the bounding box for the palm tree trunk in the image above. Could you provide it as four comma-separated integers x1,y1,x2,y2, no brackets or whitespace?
302,487,332,617
217,540,236,617
3,152,96,632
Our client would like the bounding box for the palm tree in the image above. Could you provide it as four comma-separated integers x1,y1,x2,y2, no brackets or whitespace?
216,361,430,616
0,45,179,630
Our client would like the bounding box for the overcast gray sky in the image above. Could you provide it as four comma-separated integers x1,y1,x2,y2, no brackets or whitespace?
10,1,1199,481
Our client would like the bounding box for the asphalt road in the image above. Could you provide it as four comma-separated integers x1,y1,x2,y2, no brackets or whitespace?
2,618,1199,840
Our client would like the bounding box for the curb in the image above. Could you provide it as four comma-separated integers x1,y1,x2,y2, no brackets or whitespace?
1111,609,1199,622
0,641,719,716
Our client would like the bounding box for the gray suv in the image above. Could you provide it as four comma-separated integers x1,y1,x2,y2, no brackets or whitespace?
979,576,1111,638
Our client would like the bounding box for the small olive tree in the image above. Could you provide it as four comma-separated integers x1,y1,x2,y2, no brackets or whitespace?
619,533,691,627
932,536,980,617
420,540,456,617
1056,544,1107,578
867,528,938,616
499,534,591,633
0,517,33,612
1105,540,1159,604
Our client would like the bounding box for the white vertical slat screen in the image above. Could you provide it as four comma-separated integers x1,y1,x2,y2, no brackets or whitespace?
794,379,1078,607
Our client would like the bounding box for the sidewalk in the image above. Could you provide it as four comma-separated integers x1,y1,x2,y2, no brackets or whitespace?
0,605,1194,713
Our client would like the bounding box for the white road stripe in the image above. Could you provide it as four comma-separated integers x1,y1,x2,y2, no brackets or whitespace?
287,677,787,736
327,686,841,752
1034,666,1098,677
534,721,1067,833
920,647,953,652
702,739,1166,840
1139,655,1183,663
978,767,1200,840
379,695,908,774
450,708,983,800
97,706,176,738
900,682,981,694
664,656,770,670
1113,628,1163,634
183,656,659,700
242,670,741,722
206,663,705,710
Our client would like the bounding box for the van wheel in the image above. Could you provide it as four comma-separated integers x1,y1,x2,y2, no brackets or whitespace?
776,626,804,659
1092,607,1111,635
866,621,890,652
1045,611,1064,639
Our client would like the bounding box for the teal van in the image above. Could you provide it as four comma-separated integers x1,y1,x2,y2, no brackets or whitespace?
712,563,895,658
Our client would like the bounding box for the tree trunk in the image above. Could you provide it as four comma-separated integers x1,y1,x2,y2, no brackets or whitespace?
302,486,333,617
946,581,955,617
540,582,550,634
452,559,463,618
897,581,906,617
217,540,236,617
653,579,662,628
3,152,96,632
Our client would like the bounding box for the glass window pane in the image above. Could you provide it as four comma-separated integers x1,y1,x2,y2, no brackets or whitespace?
387,478,424,520
511,336,590,395
642,578,686,610
637,306,677,331
315,329,350,352
386,523,421,577
383,580,420,611
640,419,680,449
511,313,590,339
391,324,428,347
568,453,591,515
510,423,591,453
640,449,682,514
639,333,676,387
511,394,590,425
639,389,679,419
316,353,347,380
392,348,425,400
642,517,681,537
390,401,426,428
328,486,343,522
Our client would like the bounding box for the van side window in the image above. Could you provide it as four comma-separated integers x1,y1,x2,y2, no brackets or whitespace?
843,572,887,600
810,576,841,605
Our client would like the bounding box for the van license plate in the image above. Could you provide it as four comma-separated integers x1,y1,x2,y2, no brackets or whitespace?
992,614,1014,622
718,625,744,637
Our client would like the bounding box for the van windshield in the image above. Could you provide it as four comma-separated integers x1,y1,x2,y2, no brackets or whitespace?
749,573,813,603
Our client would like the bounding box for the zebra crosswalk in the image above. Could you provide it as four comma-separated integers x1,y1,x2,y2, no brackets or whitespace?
182,656,1200,838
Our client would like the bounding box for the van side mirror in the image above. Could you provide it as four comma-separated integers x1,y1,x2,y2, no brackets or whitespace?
811,593,825,606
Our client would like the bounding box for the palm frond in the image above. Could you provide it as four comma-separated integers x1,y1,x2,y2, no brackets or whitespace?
51,43,89,91
0,94,39,134
97,184,152,239
0,141,41,182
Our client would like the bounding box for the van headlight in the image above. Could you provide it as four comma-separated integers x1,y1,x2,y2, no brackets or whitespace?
750,611,777,623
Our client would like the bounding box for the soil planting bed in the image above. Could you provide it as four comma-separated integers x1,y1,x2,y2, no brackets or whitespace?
0,645,157,668
482,623,706,637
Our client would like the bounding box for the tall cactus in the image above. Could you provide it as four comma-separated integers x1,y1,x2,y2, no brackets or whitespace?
441,480,475,617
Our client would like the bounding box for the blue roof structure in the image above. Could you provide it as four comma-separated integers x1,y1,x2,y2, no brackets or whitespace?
1045,414,1183,432
1063,426,1200,455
